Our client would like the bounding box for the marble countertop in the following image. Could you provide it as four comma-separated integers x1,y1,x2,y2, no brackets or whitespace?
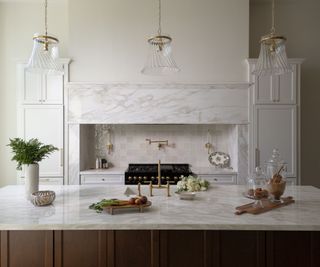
0,185,319,231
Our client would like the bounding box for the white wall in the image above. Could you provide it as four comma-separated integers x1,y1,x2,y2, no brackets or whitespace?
0,0,249,187
0,1,68,187
250,0,320,188
69,0,249,82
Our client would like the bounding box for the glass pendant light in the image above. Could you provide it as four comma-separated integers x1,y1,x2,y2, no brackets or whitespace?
141,0,180,75
27,0,63,75
253,0,291,76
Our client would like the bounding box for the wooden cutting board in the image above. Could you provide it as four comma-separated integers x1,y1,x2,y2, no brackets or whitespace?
235,196,294,215
103,201,152,215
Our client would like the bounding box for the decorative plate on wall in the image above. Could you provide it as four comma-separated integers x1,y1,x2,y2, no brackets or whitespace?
208,151,230,168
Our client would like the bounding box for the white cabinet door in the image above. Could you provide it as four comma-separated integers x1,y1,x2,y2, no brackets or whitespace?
20,64,64,105
249,62,297,105
253,105,296,178
23,70,42,104
80,175,124,184
22,105,64,177
197,174,237,184
43,74,64,104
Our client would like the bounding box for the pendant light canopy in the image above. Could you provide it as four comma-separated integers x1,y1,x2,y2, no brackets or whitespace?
141,0,180,75
253,0,291,76
27,0,63,75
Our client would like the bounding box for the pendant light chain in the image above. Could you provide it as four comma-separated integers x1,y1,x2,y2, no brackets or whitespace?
44,0,48,36
158,0,162,35
271,0,275,34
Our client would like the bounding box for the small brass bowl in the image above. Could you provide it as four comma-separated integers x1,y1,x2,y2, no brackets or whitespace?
31,190,56,206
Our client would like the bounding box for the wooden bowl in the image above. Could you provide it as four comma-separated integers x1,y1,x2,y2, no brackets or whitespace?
31,190,56,206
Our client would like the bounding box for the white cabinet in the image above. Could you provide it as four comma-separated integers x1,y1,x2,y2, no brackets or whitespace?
253,105,297,178
198,174,237,184
22,70,64,104
247,58,303,184
248,60,298,105
17,59,70,184
20,105,64,177
80,174,124,185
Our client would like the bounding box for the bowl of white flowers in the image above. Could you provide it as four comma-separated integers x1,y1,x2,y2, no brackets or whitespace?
175,176,210,200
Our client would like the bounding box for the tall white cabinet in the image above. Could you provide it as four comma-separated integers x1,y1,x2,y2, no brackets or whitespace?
247,59,303,185
17,59,70,185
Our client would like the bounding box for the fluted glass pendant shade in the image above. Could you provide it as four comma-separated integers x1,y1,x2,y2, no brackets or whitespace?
27,35,63,75
252,0,292,76
142,0,180,75
26,0,62,75
253,35,291,76
141,35,180,75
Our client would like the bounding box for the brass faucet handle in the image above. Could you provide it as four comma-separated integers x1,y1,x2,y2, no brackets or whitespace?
149,181,153,197
137,182,142,197
167,181,171,197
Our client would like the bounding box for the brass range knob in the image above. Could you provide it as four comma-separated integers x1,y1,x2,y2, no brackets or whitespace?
138,176,142,181
133,176,137,180
166,176,170,180
174,176,178,180
128,176,132,180
151,176,155,180
143,176,147,180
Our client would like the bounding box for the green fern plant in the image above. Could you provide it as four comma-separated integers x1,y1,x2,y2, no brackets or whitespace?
7,138,58,170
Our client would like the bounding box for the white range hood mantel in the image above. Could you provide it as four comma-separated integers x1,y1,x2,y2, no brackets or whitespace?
67,83,251,124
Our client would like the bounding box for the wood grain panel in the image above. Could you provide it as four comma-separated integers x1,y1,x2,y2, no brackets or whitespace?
311,232,320,267
5,231,53,267
0,231,8,267
56,230,106,267
266,231,315,267
218,231,265,267
113,230,152,267
160,230,205,267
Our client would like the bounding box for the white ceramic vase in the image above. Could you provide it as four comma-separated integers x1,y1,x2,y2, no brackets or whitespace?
25,163,39,200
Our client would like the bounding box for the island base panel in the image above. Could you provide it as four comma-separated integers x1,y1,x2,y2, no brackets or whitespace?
0,230,319,267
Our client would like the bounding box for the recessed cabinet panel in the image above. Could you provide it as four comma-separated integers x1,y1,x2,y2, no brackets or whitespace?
278,65,296,104
24,70,42,104
254,105,296,177
22,105,63,177
45,75,64,104
255,75,273,104
5,231,53,267
55,231,106,267
80,175,124,184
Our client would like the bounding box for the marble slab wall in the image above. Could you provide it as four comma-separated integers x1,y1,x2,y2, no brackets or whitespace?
67,83,251,184
67,83,250,124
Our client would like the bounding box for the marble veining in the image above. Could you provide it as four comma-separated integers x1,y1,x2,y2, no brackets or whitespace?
67,83,250,124
0,185,319,231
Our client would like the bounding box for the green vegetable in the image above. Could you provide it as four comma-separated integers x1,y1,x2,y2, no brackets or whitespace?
89,199,121,213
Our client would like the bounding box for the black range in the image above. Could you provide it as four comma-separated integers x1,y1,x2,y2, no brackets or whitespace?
124,163,191,185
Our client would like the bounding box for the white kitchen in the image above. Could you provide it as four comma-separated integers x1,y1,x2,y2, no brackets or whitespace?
0,0,319,266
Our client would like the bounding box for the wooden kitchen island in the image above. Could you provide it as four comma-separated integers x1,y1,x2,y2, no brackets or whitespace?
0,185,319,267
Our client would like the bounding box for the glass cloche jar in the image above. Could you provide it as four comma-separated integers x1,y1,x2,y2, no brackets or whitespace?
246,167,268,199
265,148,287,202
264,148,287,180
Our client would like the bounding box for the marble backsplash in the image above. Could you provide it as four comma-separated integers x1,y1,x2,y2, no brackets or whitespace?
89,124,238,170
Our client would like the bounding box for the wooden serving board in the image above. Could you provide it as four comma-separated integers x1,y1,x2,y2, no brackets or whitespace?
103,201,152,215
235,196,294,215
